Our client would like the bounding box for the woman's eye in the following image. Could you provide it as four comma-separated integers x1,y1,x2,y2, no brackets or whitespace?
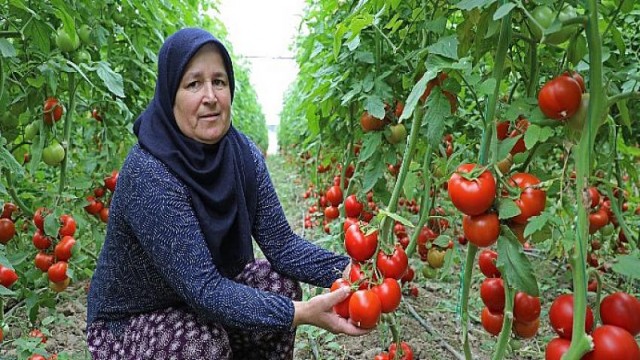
186,81,201,91
213,79,225,88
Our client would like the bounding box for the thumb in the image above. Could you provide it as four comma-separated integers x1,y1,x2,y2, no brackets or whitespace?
327,287,352,306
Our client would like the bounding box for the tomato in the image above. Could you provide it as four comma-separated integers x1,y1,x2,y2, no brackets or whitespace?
43,97,63,125
28,355,47,360
371,278,402,313
481,307,504,336
343,217,359,232
480,278,505,313
344,195,363,218
420,72,458,113
84,196,104,215
538,75,583,120
588,208,609,234
478,249,501,278
34,252,55,272
549,293,594,339
462,212,500,247
427,248,446,269
374,353,390,360
1,202,17,220
376,245,408,280
78,24,92,44
0,265,18,288
360,111,385,132
586,186,600,208
324,206,339,220
509,173,546,224
513,292,541,323
400,266,414,284
54,236,76,262
325,185,343,207
385,124,407,144
47,261,68,283
42,142,65,166
32,229,52,250
330,278,352,319
388,341,414,360
104,170,119,192
0,218,16,244
417,226,437,260
513,318,540,339
582,325,640,360
58,214,76,237
91,108,103,122
599,292,640,336
448,164,496,216
508,118,530,155
99,207,109,223
344,224,378,262
55,27,79,53
348,262,369,290
50,277,70,293
496,121,510,140
545,337,571,360
348,289,382,329
529,5,579,45
565,71,586,93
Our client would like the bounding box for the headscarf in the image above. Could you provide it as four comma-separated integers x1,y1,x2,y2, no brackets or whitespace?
133,28,256,278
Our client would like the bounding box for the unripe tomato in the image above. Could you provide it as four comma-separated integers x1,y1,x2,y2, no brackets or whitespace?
55,27,79,53
50,278,70,293
42,142,65,166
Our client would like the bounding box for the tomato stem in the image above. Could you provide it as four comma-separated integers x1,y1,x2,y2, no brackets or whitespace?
57,72,78,200
405,143,433,258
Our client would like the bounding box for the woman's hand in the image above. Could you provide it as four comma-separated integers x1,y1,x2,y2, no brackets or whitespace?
292,287,371,336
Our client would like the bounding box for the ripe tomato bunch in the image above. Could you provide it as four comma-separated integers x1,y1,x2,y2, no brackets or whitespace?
374,340,414,360
31,207,77,292
545,292,640,359
477,249,542,338
0,202,19,245
84,170,118,223
496,117,530,156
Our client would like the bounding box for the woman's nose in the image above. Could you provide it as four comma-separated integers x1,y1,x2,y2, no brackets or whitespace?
202,83,217,103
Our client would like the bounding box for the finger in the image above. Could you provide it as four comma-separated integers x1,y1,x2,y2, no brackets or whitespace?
326,286,351,306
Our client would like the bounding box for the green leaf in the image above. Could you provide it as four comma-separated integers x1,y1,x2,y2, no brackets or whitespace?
400,70,435,121
523,123,540,149
364,95,385,120
427,35,459,60
493,3,516,20
611,255,640,280
377,208,414,228
424,91,449,145
497,229,539,296
616,100,631,130
456,0,497,10
362,153,386,192
95,61,125,98
498,136,519,159
359,132,382,162
497,198,521,220
0,39,16,58
478,78,496,95
0,145,24,179
24,18,53,54
524,212,550,238
0,285,15,296
433,234,451,248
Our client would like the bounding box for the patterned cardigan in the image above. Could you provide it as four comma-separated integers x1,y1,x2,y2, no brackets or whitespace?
86,140,349,335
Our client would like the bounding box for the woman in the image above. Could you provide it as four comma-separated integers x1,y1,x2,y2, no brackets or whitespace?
86,28,367,359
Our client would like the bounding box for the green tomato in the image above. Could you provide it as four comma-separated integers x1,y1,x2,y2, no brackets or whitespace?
42,142,65,166
73,49,92,64
78,24,92,44
384,123,408,144
24,122,40,141
600,223,615,237
55,28,79,53
421,265,437,279
529,5,578,45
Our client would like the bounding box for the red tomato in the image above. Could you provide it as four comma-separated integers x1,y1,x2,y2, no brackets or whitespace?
400,266,414,284
54,236,76,262
58,214,76,237
462,212,500,247
330,278,352,319
348,290,382,329
599,292,640,336
104,170,119,192
371,278,402,313
481,307,504,336
360,111,385,132
513,318,540,338
388,341,414,360
376,245,408,280
33,207,48,231
513,291,541,323
43,97,63,125
323,206,339,220
0,265,18,288
348,262,369,290
0,218,16,244
374,353,390,360
549,293,594,339
586,187,600,208
84,196,104,215
1,202,17,219
325,185,343,207
99,207,109,223
29,329,47,343
343,217,359,232
344,195,363,218
508,119,529,155
47,261,68,283
588,208,609,234
480,278,505,313
582,325,640,360
496,121,509,140
538,75,583,119
478,249,501,278
509,173,546,224
344,224,378,262
545,337,571,360
564,70,586,93
447,164,496,216
32,229,52,250
34,252,55,272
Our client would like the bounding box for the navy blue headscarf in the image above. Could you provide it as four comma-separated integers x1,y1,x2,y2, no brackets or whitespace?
133,28,257,278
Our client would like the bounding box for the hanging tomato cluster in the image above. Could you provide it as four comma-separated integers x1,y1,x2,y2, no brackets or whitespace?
83,170,119,223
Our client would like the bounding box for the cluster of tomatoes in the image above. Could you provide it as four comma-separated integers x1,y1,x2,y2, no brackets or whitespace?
545,291,640,359
83,170,119,223
496,116,530,158
477,249,542,338
0,203,20,291
31,208,76,292
373,340,414,360
22,328,57,359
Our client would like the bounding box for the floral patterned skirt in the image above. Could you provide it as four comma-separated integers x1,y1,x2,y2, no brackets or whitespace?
86,259,302,360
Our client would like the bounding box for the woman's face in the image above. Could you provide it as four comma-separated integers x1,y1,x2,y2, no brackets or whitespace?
174,44,231,144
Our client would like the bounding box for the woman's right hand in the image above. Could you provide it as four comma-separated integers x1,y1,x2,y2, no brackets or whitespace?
292,287,371,336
